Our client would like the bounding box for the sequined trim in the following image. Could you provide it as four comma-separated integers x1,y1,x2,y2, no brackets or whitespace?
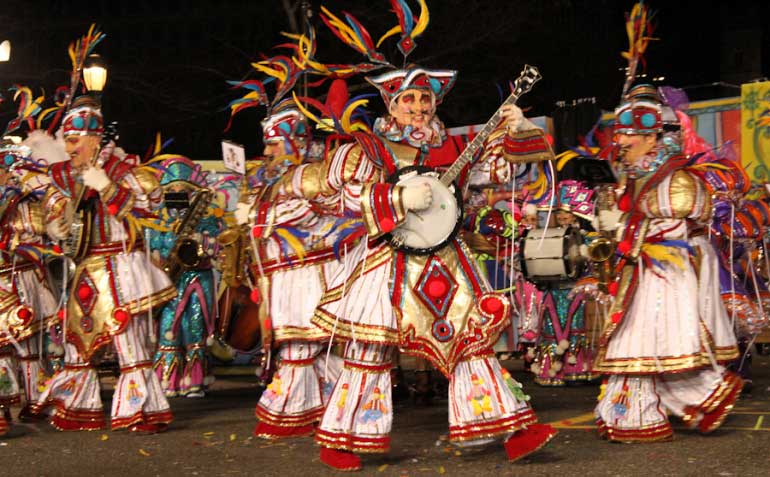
448,408,537,442
315,428,391,454
255,404,324,427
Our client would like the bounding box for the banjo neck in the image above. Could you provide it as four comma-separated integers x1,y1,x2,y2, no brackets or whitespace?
439,64,541,187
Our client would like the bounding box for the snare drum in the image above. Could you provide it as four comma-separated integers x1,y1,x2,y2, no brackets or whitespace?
521,226,584,282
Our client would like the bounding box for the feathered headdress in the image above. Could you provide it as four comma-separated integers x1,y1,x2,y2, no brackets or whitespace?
64,24,105,111
620,2,656,98
2,85,45,136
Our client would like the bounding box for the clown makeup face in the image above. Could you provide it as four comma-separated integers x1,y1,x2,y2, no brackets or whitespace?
65,134,101,171
263,138,287,160
390,88,435,129
616,133,657,170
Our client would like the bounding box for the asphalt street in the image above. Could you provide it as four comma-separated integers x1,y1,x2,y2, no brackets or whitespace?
2,356,769,477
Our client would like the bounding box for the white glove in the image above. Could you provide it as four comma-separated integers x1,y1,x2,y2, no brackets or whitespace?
81,166,111,193
46,216,69,241
501,104,537,133
234,202,252,225
401,182,433,212
597,209,624,232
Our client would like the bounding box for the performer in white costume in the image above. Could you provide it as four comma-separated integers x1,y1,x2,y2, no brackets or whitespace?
0,142,58,435
32,96,176,432
234,101,343,439
593,84,742,442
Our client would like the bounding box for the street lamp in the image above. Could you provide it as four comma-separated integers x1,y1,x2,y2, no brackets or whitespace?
83,54,107,93
0,40,10,62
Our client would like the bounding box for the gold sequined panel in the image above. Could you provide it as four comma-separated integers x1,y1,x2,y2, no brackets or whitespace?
642,170,711,221
397,244,506,377
65,255,176,359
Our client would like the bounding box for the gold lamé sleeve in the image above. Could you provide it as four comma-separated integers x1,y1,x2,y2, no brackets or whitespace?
42,185,68,221
642,170,711,221
12,200,45,236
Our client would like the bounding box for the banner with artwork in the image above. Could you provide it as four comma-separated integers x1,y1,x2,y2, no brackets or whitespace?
741,81,770,183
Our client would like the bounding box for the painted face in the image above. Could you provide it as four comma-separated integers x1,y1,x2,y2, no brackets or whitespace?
555,210,576,227
64,134,101,170
390,88,435,129
263,139,286,160
615,133,656,170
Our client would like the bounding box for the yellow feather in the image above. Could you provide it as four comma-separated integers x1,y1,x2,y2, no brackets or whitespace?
641,243,686,270
341,98,369,133
555,151,579,171
275,228,307,261
291,92,323,127
320,6,366,53
377,25,402,48
412,0,430,36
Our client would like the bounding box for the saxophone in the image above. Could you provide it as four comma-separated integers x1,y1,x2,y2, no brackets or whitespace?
588,184,618,293
163,188,213,283
216,225,247,288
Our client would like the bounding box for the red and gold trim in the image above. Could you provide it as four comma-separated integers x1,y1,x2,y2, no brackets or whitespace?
315,428,391,454
255,404,324,428
503,129,553,164
361,182,406,237
312,308,399,345
342,360,392,373
110,409,174,431
31,400,107,431
596,418,673,443
448,408,537,442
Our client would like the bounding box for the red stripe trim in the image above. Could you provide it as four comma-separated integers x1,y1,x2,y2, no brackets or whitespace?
315,428,391,453
110,409,174,430
448,409,537,441
596,418,673,442
255,404,324,427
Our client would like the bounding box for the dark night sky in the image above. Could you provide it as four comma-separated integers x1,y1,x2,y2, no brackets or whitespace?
1,0,767,160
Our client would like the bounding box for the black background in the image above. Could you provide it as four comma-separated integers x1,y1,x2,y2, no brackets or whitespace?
1,0,767,159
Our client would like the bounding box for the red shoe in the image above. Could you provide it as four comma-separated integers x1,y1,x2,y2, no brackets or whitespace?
129,422,169,434
699,374,744,434
504,423,558,462
319,446,362,471
253,421,315,439
18,405,45,423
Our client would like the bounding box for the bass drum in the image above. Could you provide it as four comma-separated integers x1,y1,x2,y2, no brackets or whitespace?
210,285,261,361
520,226,585,283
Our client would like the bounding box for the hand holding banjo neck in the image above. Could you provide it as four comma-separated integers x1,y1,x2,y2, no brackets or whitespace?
385,65,542,255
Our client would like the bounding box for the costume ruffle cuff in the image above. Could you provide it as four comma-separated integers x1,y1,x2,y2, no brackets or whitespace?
503,128,552,164
361,183,407,237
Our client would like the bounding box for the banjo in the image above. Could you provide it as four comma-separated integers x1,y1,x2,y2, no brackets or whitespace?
385,65,542,255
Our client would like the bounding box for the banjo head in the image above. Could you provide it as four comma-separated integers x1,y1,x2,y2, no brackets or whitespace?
385,166,463,255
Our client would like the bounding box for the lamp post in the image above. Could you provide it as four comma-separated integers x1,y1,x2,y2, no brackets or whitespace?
82,53,107,95
0,40,10,62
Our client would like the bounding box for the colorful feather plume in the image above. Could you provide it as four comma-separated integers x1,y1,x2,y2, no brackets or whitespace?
3,85,45,136
291,91,373,134
320,6,388,64
36,85,69,134
143,132,175,162
378,0,430,57
65,24,106,110
621,2,655,96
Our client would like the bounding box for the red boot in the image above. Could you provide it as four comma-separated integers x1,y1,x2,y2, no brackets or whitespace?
253,421,315,439
504,423,558,462
699,373,744,434
129,422,169,434
0,414,8,436
319,446,362,471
